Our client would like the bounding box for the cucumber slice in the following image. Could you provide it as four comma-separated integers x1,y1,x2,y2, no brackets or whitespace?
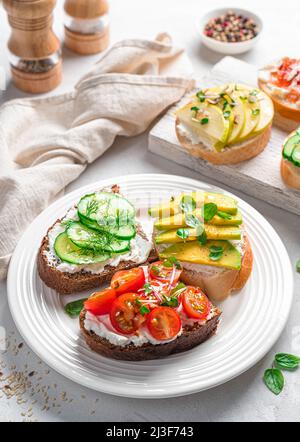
78,213,136,240
78,192,135,226
54,233,111,265
292,144,300,167
66,222,130,254
283,134,300,160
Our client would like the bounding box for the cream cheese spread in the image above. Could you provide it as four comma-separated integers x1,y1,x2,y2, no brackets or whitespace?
44,207,153,274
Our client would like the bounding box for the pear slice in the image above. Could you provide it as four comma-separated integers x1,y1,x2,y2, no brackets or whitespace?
252,90,274,135
234,85,261,142
176,100,230,152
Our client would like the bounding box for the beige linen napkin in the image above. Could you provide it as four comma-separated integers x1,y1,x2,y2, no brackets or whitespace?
0,33,194,280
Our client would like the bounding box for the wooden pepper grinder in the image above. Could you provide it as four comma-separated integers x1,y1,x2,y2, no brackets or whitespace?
3,0,62,94
64,0,110,55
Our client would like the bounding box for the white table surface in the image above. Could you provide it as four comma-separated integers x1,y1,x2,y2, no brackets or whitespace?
0,0,299,422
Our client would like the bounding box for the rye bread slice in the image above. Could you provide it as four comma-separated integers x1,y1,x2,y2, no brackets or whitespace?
37,185,158,295
79,308,221,361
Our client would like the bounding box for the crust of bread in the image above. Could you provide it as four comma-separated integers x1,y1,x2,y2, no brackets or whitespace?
37,229,158,295
175,118,271,165
179,235,253,302
281,157,300,190
79,308,221,361
258,79,300,131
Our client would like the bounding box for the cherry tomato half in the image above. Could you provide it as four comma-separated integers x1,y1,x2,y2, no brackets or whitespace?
149,261,182,285
111,267,145,295
147,307,181,341
84,288,117,316
182,286,211,320
110,293,146,335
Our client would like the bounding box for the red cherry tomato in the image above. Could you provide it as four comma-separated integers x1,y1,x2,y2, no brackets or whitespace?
111,267,145,295
147,307,181,341
182,286,211,320
110,293,146,335
84,288,117,316
149,261,182,285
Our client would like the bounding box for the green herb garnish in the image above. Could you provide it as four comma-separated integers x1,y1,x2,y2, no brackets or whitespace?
275,353,300,371
140,305,150,316
217,211,232,220
163,256,182,269
85,199,99,218
250,89,259,96
222,100,228,111
252,108,260,116
223,110,231,119
196,91,206,102
151,265,160,275
170,282,186,297
296,259,300,272
203,203,218,222
176,228,190,240
179,195,196,213
201,117,209,125
263,368,284,395
197,229,207,245
64,298,87,317
185,213,201,229
161,295,179,308
143,283,153,295
209,245,224,261
191,106,199,112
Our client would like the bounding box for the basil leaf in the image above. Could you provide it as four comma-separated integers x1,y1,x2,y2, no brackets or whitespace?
161,295,179,308
170,282,186,297
263,368,284,395
176,228,190,240
203,203,218,222
140,305,150,316
64,298,87,317
143,283,153,295
296,259,300,273
275,353,300,371
151,265,160,275
179,195,196,213
223,110,231,119
217,211,232,220
197,229,207,245
185,213,201,228
191,106,199,112
163,256,182,269
222,100,228,111
209,245,224,261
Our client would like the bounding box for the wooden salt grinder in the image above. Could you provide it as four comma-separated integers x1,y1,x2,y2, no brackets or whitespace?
3,0,62,94
64,0,110,55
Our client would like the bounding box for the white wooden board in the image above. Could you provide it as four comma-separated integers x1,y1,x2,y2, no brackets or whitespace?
148,57,300,216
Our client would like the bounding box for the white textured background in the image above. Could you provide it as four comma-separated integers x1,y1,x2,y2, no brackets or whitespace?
0,0,299,422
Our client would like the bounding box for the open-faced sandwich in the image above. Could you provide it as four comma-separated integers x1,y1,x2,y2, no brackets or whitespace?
149,191,253,301
77,260,221,360
258,57,300,132
38,185,158,295
281,128,300,190
175,83,274,164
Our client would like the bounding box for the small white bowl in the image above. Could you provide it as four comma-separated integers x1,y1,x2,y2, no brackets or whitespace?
197,7,263,55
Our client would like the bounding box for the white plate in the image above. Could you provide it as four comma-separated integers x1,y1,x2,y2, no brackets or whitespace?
7,174,293,398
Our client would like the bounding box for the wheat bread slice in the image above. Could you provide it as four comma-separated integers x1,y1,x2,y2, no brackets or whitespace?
155,234,253,302
281,158,300,190
175,118,271,165
79,308,221,361
37,185,159,295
